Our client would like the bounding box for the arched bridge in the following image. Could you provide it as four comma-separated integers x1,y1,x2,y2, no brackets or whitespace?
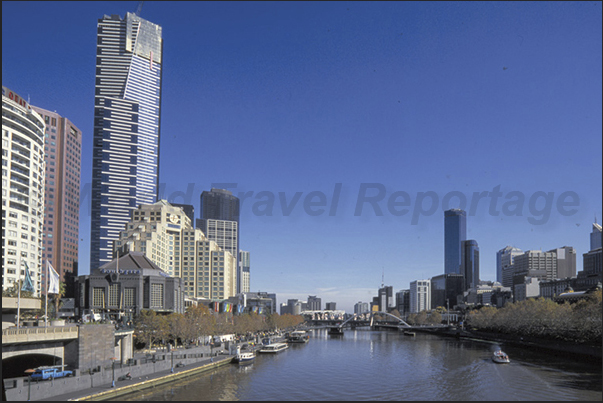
337,311,411,329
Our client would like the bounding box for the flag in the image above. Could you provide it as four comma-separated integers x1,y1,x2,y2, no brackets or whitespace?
21,261,35,293
48,261,60,294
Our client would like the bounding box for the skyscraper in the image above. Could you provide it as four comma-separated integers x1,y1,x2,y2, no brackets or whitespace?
239,250,250,293
90,12,163,269
2,86,46,295
461,240,480,290
200,188,240,222
31,106,82,289
444,209,466,274
198,188,241,291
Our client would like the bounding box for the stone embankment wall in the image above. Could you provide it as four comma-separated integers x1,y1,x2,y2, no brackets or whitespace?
3,346,214,401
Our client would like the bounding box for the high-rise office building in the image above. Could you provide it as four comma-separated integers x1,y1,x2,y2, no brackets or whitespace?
354,301,370,315
444,209,466,274
307,295,321,311
430,273,464,310
496,246,523,284
90,12,163,270
576,222,602,290
394,290,410,317
410,279,431,313
591,221,602,251
199,188,241,291
2,86,46,295
200,188,240,221
461,240,480,290
31,106,81,287
239,250,250,293
547,246,576,279
378,285,394,312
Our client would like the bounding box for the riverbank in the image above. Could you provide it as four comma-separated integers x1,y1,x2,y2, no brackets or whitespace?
417,327,602,362
75,356,232,401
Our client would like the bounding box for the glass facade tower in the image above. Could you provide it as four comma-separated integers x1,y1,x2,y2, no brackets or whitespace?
444,209,467,274
90,12,163,269
461,240,480,290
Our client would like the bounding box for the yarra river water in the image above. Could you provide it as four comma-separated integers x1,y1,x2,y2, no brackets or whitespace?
115,329,602,401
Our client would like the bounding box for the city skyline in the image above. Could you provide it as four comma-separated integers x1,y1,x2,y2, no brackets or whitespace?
2,2,601,312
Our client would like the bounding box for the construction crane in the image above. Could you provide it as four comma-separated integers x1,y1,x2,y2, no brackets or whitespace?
136,1,144,17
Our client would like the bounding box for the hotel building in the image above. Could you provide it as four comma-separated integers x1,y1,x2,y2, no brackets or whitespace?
31,106,81,285
2,86,46,295
115,200,237,300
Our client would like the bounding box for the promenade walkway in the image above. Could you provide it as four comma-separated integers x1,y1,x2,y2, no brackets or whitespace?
38,355,233,401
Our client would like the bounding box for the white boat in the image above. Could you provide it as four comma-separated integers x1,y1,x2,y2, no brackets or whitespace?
232,346,255,364
258,342,289,353
287,330,310,343
492,350,510,363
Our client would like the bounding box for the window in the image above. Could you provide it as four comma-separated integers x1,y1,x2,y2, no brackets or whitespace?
108,284,120,307
93,287,105,307
150,283,164,308
124,288,136,307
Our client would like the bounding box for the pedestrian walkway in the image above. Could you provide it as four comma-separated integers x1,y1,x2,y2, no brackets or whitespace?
38,355,232,401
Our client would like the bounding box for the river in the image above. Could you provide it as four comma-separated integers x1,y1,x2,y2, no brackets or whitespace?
114,328,602,401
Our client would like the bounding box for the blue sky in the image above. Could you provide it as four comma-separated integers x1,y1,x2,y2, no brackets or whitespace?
3,1,601,313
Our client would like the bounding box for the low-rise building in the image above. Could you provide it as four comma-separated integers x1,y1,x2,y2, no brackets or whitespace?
75,252,185,321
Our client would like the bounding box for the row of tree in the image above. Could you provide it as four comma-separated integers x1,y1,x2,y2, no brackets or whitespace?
134,305,305,350
465,289,602,343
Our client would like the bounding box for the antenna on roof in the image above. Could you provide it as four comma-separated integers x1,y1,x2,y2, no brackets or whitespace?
136,1,144,17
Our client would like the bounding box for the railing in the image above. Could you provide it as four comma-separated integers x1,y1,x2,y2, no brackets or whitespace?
2,325,79,344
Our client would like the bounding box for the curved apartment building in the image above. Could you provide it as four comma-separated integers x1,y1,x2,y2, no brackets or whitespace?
2,86,46,295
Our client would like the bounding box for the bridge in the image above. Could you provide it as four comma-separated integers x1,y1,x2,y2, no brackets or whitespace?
305,311,448,335
2,323,134,381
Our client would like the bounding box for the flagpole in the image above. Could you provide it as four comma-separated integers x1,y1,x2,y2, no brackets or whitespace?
17,258,22,329
45,260,49,327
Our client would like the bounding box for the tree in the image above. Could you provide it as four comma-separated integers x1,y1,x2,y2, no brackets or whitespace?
51,282,66,319
427,311,442,325
135,310,168,351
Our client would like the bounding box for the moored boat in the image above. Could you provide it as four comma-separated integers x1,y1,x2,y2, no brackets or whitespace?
258,342,289,353
232,346,255,364
492,350,510,363
328,327,344,336
287,330,310,343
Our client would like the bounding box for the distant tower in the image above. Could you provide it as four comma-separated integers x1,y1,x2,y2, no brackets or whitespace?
496,246,522,285
461,240,480,290
591,218,602,251
444,209,467,274
198,188,241,291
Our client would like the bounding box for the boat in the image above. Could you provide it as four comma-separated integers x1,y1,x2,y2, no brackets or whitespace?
492,350,510,363
232,346,255,364
403,331,416,337
328,327,344,336
287,330,310,343
258,342,289,353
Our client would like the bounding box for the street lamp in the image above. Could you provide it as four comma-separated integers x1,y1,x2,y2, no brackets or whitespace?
171,351,174,373
110,357,117,388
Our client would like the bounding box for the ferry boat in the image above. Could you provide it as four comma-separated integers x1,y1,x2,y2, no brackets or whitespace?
492,350,510,363
287,330,310,343
328,327,344,336
258,342,289,353
232,346,255,364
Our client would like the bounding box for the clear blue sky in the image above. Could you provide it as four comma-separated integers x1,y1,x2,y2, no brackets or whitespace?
3,1,601,313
